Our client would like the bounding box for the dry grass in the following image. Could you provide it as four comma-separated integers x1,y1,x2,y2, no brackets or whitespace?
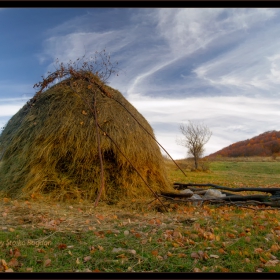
0,77,172,202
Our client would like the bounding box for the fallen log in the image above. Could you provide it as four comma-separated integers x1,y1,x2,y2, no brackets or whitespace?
174,183,280,198
160,191,193,198
159,193,269,202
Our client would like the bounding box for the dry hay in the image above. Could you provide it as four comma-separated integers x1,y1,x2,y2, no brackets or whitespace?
0,76,172,202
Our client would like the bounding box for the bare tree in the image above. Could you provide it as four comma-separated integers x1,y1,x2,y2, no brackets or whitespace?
177,120,212,170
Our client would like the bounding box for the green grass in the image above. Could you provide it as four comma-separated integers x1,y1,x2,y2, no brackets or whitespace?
1,158,280,272
168,159,280,188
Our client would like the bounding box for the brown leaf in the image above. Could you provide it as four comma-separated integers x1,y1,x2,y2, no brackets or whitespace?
44,259,51,267
218,248,226,254
254,248,264,254
13,248,21,258
193,267,202,272
84,256,92,262
270,244,280,252
97,245,104,251
167,252,173,257
210,254,219,259
37,249,46,253
191,252,200,259
26,268,33,272
227,233,236,239
245,236,251,243
151,250,158,256
117,254,127,259
1,259,8,270
57,244,67,250
8,258,18,268
177,253,186,258
265,260,279,267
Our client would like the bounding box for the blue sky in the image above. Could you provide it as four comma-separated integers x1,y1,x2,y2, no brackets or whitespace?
1,8,280,159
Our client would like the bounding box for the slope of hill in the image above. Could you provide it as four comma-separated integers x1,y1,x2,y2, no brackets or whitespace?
208,130,280,158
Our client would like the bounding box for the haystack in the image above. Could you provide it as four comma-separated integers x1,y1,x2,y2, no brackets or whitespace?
0,76,172,202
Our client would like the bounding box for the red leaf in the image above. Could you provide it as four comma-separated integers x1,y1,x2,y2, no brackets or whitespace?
57,244,67,250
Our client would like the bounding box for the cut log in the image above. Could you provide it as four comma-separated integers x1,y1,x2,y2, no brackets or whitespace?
160,192,193,198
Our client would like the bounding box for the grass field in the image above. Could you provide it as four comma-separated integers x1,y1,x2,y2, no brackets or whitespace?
0,158,280,272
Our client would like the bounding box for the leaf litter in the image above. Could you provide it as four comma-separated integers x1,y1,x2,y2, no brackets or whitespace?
1,196,280,272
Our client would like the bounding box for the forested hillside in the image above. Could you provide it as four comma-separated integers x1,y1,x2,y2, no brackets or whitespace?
208,130,280,158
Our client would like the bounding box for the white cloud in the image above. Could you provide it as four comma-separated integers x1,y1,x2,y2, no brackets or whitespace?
127,94,280,158
0,104,23,117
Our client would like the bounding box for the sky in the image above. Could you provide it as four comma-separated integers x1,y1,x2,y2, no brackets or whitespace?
1,8,280,159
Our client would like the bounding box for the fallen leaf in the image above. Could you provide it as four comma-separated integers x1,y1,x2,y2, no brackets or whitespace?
177,253,186,258
57,244,67,250
245,236,251,242
26,268,33,272
218,248,226,254
193,267,202,272
270,244,280,252
97,245,104,251
112,248,123,253
210,254,219,259
127,249,136,255
227,233,235,239
1,259,8,270
84,256,92,262
76,258,80,264
254,248,264,254
151,250,158,256
5,268,14,272
37,249,46,253
44,259,51,267
8,258,18,268
220,267,230,272
265,260,279,267
191,252,200,259
117,254,127,259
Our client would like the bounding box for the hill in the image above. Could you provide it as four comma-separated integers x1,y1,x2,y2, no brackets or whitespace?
208,130,280,158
